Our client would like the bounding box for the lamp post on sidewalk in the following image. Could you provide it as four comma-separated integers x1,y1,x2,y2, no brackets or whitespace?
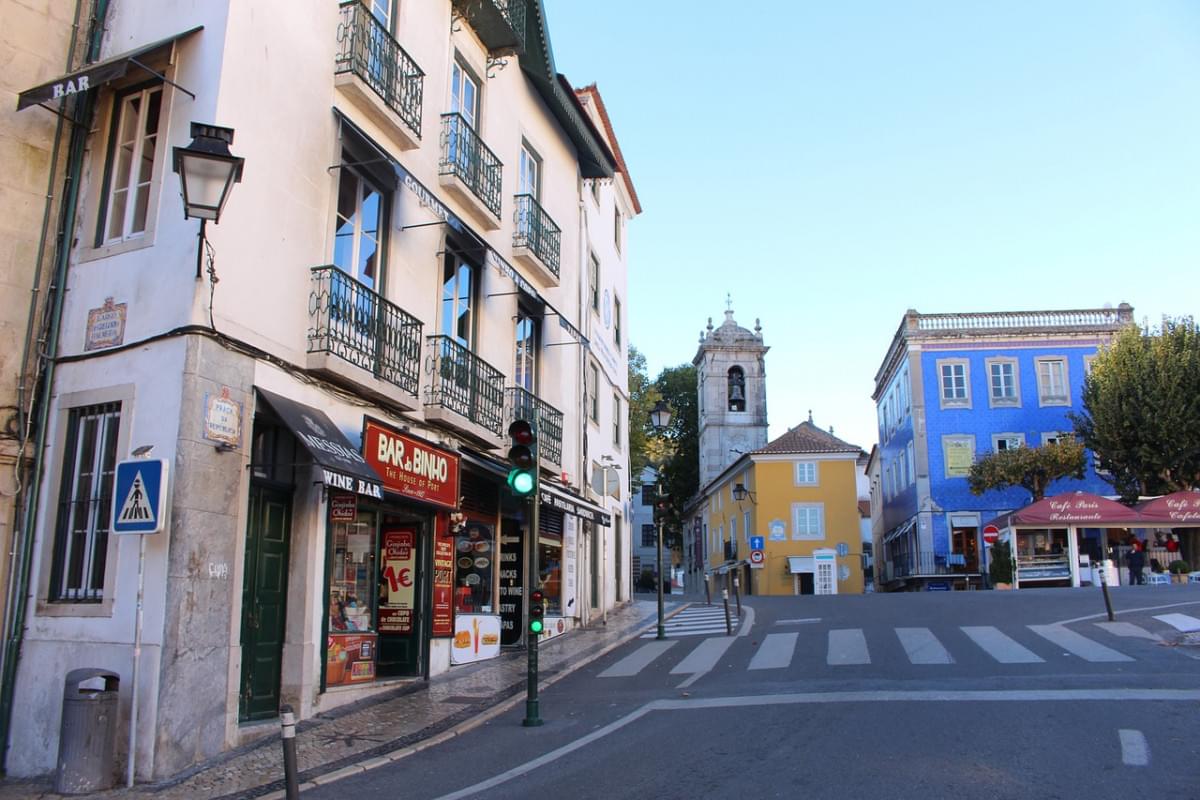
650,400,673,640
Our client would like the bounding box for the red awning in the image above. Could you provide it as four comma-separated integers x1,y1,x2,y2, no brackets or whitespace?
1136,491,1200,526
1000,492,1142,527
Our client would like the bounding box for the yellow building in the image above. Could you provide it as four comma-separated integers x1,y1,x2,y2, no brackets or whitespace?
700,422,865,596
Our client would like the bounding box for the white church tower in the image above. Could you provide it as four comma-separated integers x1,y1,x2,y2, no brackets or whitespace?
693,298,769,486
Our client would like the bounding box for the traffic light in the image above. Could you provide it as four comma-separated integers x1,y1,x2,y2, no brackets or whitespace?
653,493,670,524
528,589,545,634
506,418,537,497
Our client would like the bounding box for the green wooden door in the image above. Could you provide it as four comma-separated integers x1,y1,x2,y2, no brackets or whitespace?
240,485,291,721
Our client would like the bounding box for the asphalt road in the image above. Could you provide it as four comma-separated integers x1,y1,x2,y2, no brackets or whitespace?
305,587,1200,799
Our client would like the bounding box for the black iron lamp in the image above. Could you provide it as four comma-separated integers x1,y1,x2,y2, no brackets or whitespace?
173,123,244,277
650,400,673,640
733,483,757,504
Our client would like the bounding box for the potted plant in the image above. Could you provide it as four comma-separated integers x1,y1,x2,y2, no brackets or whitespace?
1168,560,1191,584
989,539,1014,590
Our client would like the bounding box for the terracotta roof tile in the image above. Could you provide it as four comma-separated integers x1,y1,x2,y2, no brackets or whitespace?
752,421,861,455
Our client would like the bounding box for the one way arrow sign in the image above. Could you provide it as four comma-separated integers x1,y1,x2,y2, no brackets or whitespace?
111,459,168,534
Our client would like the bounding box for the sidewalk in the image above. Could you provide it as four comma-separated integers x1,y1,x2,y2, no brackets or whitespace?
0,598,690,800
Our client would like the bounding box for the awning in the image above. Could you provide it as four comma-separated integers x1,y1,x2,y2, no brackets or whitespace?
256,388,383,499
787,556,813,574
17,26,202,112
540,485,612,527
884,518,916,544
985,491,1142,528
1136,491,1200,526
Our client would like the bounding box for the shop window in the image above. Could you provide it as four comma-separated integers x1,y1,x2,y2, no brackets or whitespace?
454,520,495,614
328,511,378,634
540,507,565,615
49,403,121,602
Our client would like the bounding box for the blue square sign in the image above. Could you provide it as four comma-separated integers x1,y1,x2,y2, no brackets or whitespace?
112,459,168,534
749,536,764,551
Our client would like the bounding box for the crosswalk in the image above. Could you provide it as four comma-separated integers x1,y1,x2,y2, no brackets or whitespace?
604,613,1200,680
638,605,739,638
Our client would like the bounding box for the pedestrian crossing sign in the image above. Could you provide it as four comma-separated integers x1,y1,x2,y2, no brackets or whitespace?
111,459,168,535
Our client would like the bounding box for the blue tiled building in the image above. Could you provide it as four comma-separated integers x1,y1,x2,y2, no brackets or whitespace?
870,305,1133,590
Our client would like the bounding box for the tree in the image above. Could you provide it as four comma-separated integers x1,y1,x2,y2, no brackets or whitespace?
626,345,653,491
967,440,1087,502
1071,318,1200,501
652,364,699,549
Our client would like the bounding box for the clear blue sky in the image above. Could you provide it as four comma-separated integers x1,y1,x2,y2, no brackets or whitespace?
547,1,1200,451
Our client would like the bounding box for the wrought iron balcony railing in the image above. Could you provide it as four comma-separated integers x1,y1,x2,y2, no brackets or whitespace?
493,0,526,49
504,386,563,466
450,0,526,54
513,194,561,278
440,113,502,219
335,0,424,138
308,266,423,395
425,335,505,436
883,552,979,582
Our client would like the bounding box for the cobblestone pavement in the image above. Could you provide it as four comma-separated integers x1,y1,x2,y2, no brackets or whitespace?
0,597,694,799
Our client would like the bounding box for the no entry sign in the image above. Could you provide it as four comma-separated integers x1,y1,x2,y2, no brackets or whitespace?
982,524,1000,545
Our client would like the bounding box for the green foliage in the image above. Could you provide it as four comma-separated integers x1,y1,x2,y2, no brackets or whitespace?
652,363,699,550
1168,559,1191,575
626,345,653,490
1071,318,1200,502
967,440,1087,502
988,539,1014,585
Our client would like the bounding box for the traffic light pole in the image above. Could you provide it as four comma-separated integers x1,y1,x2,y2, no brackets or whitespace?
522,486,543,727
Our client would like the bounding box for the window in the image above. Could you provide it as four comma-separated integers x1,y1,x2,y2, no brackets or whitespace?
942,435,976,478
986,358,1020,407
613,296,622,347
588,363,599,423
518,142,540,198
614,207,623,252
938,359,970,408
1083,354,1097,376
906,440,915,485
49,403,121,602
1042,432,1070,446
992,433,1025,452
791,503,825,540
612,393,621,446
442,253,476,345
514,307,539,392
589,254,600,312
98,84,163,246
333,158,387,290
450,59,480,129
641,524,656,548
590,178,600,204
794,461,818,485
727,366,746,412
730,516,737,545
640,484,655,505
743,510,751,543
1036,357,1070,406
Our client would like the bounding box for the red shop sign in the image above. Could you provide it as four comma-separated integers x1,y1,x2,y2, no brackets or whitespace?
362,419,461,510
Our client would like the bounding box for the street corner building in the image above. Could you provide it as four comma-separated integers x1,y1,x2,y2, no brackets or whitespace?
1,0,640,782
683,305,868,596
868,305,1134,592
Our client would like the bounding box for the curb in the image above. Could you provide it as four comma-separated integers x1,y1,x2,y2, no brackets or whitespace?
256,603,692,799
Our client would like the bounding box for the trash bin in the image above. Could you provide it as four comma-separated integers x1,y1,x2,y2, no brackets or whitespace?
55,669,120,794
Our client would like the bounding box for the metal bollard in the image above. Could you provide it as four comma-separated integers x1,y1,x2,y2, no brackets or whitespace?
704,574,712,605
722,588,733,636
733,574,742,617
280,705,299,800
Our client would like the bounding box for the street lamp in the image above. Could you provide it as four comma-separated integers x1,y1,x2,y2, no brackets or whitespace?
732,483,757,504
172,123,244,277
650,400,672,640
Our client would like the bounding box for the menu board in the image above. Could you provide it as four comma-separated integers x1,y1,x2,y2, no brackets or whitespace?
431,521,454,638
498,531,523,646
454,521,494,614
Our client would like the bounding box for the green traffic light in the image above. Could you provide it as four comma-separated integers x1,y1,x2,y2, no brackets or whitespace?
529,619,544,634
508,468,535,496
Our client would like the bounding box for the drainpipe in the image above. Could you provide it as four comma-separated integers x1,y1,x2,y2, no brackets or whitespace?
577,178,590,623
0,0,108,770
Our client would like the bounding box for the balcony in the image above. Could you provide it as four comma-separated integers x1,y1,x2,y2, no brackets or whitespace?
512,194,560,285
439,113,503,229
334,0,424,151
307,266,423,409
504,386,563,467
881,552,981,587
451,0,526,56
424,335,506,445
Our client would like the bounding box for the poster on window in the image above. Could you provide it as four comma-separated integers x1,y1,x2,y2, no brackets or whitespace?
432,521,454,637
450,614,501,664
326,633,376,686
380,529,415,633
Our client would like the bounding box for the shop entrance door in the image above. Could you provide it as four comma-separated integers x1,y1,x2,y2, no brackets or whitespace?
377,518,425,677
239,485,291,722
